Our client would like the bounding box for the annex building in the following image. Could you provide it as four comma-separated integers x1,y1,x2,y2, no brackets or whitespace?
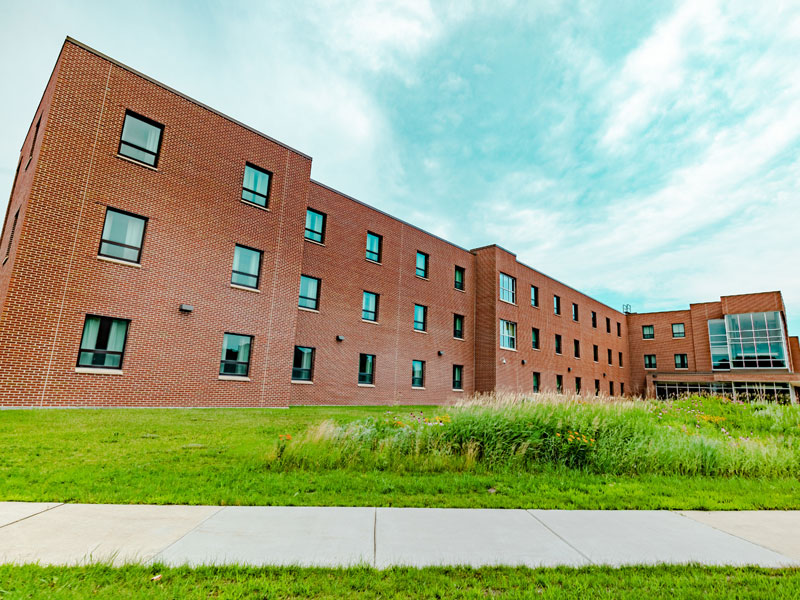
1,38,798,408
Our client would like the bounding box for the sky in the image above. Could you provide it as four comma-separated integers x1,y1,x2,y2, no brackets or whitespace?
1,0,798,335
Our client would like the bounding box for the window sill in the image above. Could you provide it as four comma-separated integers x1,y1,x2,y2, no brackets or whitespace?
298,306,319,313
500,346,517,352
218,375,251,381
115,153,159,172
415,275,429,281
365,258,382,266
291,380,314,385
305,238,325,247
411,386,426,390
231,283,260,293
362,319,379,325
499,299,517,307
455,287,466,293
413,329,428,334
452,389,464,392
531,305,540,309
240,199,270,211
2,256,8,266
454,336,465,341
532,347,541,352
75,367,123,375
97,255,142,268
357,384,375,388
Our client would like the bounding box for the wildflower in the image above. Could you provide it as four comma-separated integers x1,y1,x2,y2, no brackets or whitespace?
555,433,561,437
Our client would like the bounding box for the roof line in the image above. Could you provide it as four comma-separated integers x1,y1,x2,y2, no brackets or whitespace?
64,37,313,161
308,179,472,254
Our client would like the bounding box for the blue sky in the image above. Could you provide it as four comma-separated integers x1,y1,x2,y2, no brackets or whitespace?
1,1,798,335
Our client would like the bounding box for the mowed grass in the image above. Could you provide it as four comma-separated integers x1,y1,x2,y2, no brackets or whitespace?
1,564,799,600
2,395,800,509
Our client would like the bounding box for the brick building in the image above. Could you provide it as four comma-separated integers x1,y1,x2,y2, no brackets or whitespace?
1,38,797,408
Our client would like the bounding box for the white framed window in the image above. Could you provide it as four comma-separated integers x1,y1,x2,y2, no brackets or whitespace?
499,319,517,350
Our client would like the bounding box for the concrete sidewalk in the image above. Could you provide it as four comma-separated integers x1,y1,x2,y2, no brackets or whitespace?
1,502,798,568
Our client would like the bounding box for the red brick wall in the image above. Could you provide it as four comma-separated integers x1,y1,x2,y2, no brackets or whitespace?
475,245,631,396
0,41,311,407
290,182,476,405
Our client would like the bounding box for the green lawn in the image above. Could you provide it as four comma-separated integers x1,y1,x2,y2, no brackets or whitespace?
0,565,799,599
2,401,800,509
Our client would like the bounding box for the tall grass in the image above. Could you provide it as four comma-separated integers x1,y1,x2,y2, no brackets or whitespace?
269,393,800,477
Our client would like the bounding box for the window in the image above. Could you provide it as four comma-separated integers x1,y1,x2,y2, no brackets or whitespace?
366,232,382,262
292,346,315,381
500,320,517,350
531,285,539,307
617,322,621,337
618,352,623,367
453,365,463,390
414,304,427,331
556,374,563,393
591,311,597,328
362,291,379,322
708,319,730,370
572,303,579,322
593,345,599,362
358,353,375,385
621,383,624,395
575,377,582,393
642,325,654,339
644,354,657,369
28,115,41,166
99,208,147,264
606,317,611,333
553,295,561,315
241,163,272,208
607,348,612,365
232,244,262,289
675,353,688,369
532,372,540,393
304,209,326,243
554,334,562,355
609,381,615,396
531,327,540,350
219,333,252,376
5,208,20,261
415,251,429,278
594,379,600,395
77,315,130,369
672,323,685,338
499,273,516,303
573,339,580,359
118,111,164,167
454,314,464,339
454,266,465,291
412,360,425,388
299,275,320,310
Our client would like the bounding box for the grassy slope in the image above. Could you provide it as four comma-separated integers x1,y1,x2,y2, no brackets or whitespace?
1,565,799,600
2,405,799,509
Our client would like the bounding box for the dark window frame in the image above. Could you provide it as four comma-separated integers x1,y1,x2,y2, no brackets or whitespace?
414,304,427,331
618,351,624,367
5,208,20,262
98,207,148,265
532,327,540,350
411,359,425,388
453,314,464,339
553,294,561,315
362,291,379,322
672,323,686,338
573,339,580,359
675,353,688,369
642,325,655,339
572,303,579,322
76,314,131,370
231,243,263,290
118,110,165,168
241,162,273,208
358,353,375,385
606,317,611,333
617,322,621,337
591,311,597,328
608,348,613,365
366,231,383,263
298,275,321,310
304,208,327,243
532,372,540,393
454,265,466,291
292,345,315,381
593,345,599,362
555,334,562,355
415,251,429,278
452,364,463,390
26,115,41,169
219,332,254,376
531,285,539,307
556,374,563,393
644,354,657,369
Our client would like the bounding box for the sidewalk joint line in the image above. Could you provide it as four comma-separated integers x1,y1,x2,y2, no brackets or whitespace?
526,510,595,566
150,506,225,564
372,507,377,568
673,511,798,564
0,502,65,530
